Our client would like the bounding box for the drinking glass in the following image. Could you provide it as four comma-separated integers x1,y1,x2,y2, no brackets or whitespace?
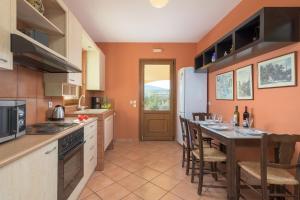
246,117,254,129
212,114,217,121
217,115,223,123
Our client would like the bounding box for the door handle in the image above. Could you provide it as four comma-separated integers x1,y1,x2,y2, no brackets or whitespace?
45,146,57,155
0,58,8,63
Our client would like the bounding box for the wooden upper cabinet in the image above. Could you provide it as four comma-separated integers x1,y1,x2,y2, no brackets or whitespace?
68,11,83,70
0,0,13,70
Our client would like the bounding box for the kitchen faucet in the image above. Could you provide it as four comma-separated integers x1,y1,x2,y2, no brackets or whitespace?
77,95,87,110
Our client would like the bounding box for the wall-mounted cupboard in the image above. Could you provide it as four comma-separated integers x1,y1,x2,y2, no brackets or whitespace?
0,0,85,71
195,7,300,73
0,0,13,70
68,11,83,70
82,32,106,91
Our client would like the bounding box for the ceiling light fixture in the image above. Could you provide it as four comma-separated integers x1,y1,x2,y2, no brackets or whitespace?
150,0,169,8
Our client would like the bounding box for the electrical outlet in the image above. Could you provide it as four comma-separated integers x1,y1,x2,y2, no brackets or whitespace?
48,101,53,108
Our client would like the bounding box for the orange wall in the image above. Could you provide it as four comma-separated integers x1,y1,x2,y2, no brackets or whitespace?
197,0,300,135
97,43,196,140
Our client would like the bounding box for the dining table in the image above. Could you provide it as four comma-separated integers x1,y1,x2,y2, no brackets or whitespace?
194,120,264,200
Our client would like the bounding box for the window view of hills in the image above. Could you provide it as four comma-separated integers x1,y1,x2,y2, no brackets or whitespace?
144,80,170,111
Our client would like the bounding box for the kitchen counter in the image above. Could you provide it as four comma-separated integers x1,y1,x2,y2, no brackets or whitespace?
0,117,97,168
70,108,111,115
66,109,114,171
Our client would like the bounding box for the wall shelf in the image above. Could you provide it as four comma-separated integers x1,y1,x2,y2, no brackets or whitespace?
17,0,64,35
195,7,300,73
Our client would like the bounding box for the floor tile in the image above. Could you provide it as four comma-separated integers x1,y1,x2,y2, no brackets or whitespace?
170,180,200,200
134,167,161,181
82,193,101,200
103,165,131,181
146,160,176,172
79,187,94,199
87,173,114,192
81,141,253,200
121,193,143,200
164,164,187,180
134,183,167,200
160,192,183,200
96,183,130,200
118,174,147,191
118,160,145,172
151,174,181,191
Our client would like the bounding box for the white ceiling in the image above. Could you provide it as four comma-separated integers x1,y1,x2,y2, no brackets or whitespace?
63,0,241,43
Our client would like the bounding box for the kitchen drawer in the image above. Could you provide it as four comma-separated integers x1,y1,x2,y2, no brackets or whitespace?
84,121,97,137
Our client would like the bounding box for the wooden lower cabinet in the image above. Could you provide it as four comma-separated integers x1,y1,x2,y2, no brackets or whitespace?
0,141,58,200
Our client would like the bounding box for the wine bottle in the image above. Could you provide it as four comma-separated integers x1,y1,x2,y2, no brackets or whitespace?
233,106,240,126
243,106,250,128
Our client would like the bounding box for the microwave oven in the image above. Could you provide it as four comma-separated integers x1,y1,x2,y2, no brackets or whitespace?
0,100,26,144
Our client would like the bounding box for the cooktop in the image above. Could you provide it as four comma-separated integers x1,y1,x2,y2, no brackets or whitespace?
26,122,78,135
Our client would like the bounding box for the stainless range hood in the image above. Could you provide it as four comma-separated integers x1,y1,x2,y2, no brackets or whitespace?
11,34,81,73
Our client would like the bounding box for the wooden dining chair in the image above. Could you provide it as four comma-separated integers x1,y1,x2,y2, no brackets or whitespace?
179,115,192,175
188,120,227,195
192,112,216,148
236,133,300,200
192,112,211,121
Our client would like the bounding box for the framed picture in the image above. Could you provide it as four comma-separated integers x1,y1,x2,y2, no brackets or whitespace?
236,65,253,100
216,71,234,100
258,52,296,89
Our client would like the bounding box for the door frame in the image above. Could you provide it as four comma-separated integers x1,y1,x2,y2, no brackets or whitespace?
139,59,177,141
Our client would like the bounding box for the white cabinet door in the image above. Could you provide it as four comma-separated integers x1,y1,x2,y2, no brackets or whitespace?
68,11,82,70
86,50,100,90
68,73,82,86
0,141,58,200
86,48,105,91
0,0,12,70
104,114,113,150
84,121,97,176
99,49,106,91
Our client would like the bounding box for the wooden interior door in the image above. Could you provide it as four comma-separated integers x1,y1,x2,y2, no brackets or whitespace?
140,59,176,141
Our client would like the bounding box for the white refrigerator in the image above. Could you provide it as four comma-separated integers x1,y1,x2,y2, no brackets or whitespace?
176,67,207,145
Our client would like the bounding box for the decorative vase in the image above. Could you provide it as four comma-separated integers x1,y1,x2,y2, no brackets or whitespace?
27,0,45,14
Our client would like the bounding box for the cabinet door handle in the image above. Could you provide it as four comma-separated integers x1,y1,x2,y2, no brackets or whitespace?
89,155,94,162
0,58,8,63
45,146,57,155
89,125,95,128
69,79,75,82
89,135,94,140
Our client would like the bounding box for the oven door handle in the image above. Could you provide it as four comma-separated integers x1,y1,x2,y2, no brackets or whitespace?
59,140,86,160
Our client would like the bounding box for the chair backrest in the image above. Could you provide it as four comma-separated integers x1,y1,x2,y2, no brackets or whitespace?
192,112,211,121
260,133,300,199
179,115,190,147
187,121,204,157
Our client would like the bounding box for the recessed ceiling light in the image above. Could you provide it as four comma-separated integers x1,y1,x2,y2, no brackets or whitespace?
150,0,169,8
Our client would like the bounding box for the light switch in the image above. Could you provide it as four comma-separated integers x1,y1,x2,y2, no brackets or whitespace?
48,101,53,108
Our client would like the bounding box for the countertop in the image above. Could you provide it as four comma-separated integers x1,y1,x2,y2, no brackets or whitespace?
69,109,112,115
0,117,97,169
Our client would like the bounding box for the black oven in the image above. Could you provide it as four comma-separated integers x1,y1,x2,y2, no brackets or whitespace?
58,128,84,200
0,100,26,144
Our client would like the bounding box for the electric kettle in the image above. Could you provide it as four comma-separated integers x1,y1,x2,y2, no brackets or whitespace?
52,105,65,120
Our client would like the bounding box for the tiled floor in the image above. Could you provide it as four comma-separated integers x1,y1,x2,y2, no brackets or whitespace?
78,141,250,200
